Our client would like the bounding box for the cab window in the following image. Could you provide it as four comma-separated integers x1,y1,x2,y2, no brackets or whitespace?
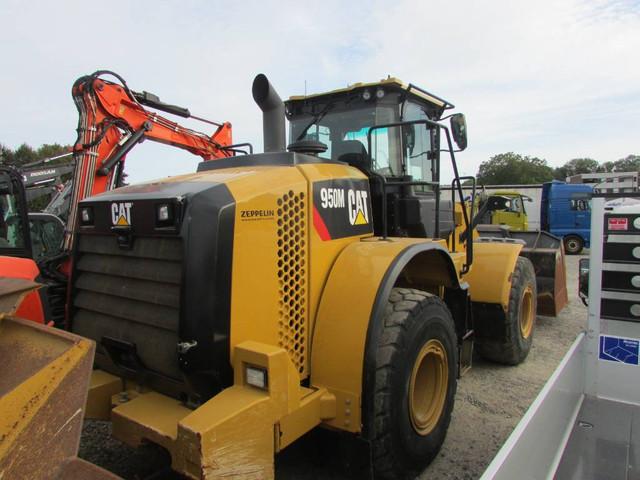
570,193,591,211
570,199,590,211
0,190,25,249
345,127,397,175
510,196,523,213
303,124,332,159
402,102,435,191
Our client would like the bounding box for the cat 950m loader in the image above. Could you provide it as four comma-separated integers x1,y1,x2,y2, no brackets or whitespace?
59,74,567,479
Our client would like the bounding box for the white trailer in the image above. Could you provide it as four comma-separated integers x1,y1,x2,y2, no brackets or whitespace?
481,195,640,479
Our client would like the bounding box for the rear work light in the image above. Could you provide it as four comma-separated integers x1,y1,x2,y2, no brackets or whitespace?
155,202,175,227
245,365,268,390
157,203,171,222
80,206,94,225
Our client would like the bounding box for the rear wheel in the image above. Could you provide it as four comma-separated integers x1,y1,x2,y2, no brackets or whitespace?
564,235,584,255
369,288,457,480
476,257,537,365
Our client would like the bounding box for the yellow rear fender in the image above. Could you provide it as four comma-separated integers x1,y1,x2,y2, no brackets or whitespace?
310,238,466,435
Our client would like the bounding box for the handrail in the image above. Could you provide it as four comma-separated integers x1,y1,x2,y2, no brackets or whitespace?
452,176,476,274
366,118,471,268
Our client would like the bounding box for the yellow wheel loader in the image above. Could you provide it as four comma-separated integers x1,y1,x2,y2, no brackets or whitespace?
54,75,567,479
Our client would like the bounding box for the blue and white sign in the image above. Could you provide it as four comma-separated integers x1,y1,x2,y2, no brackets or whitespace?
599,335,639,365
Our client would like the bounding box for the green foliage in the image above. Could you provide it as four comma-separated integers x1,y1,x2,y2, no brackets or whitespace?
0,142,71,168
599,161,615,173
477,152,555,185
553,154,640,178
553,158,599,180
478,153,640,185
610,154,640,172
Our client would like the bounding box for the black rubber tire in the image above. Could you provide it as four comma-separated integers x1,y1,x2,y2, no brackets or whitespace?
369,288,458,480
476,257,537,365
563,235,584,255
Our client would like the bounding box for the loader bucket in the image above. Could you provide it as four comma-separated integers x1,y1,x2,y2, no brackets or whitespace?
508,231,569,317
0,278,117,479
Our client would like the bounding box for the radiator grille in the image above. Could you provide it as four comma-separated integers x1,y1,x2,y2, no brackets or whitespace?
276,190,308,376
71,234,183,382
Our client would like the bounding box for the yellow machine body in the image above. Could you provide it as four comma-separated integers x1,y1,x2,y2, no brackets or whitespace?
81,160,521,479
5,73,567,480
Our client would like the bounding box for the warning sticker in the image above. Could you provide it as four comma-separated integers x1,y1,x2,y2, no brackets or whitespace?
608,217,629,231
599,335,639,365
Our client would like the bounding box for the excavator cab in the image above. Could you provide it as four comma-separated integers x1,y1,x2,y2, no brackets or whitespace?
0,166,68,324
286,79,469,244
0,167,32,256
0,166,66,262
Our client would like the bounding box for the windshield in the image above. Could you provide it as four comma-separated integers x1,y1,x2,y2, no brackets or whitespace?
0,185,26,249
44,180,73,222
289,98,436,189
290,103,399,169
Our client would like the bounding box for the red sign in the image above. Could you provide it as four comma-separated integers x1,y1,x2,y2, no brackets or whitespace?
608,217,628,231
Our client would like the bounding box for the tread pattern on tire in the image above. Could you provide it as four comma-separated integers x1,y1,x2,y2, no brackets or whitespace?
371,288,456,479
475,257,536,365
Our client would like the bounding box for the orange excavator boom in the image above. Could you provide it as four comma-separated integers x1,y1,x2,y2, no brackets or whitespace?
66,70,236,248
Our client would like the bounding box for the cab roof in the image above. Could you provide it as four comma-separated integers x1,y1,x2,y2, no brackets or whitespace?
287,77,454,111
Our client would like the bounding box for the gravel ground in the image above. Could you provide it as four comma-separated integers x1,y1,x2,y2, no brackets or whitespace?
79,254,587,479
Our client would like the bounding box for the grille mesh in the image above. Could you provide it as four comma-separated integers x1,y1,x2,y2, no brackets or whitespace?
71,235,183,381
276,190,308,376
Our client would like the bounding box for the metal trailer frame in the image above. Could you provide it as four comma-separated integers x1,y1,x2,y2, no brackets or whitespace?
481,195,640,480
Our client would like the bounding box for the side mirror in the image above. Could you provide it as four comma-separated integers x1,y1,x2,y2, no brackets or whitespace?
578,258,589,306
450,113,467,151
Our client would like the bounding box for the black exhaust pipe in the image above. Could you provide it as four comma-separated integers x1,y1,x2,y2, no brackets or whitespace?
252,74,286,153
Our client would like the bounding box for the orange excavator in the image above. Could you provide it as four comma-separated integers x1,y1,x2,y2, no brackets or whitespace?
0,70,239,326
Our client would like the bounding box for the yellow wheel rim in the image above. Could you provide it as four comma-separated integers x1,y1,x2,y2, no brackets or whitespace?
408,339,448,436
519,286,534,339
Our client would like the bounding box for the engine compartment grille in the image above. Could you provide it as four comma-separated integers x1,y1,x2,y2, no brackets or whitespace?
276,190,308,376
71,234,184,385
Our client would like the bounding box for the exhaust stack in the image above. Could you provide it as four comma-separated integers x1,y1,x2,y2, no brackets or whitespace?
252,74,286,153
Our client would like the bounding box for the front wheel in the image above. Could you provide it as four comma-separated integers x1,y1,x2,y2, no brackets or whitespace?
563,235,584,255
368,288,458,480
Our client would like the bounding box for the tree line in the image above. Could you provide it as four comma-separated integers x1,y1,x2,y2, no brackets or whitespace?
476,152,640,185
0,142,72,168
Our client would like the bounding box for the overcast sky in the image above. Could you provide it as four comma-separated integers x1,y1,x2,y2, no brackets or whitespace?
1,0,638,183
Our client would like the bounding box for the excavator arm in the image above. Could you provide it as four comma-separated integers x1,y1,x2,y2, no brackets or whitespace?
0,70,239,326
67,70,235,248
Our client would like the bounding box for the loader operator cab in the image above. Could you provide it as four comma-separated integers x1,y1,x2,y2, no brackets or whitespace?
286,78,468,241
